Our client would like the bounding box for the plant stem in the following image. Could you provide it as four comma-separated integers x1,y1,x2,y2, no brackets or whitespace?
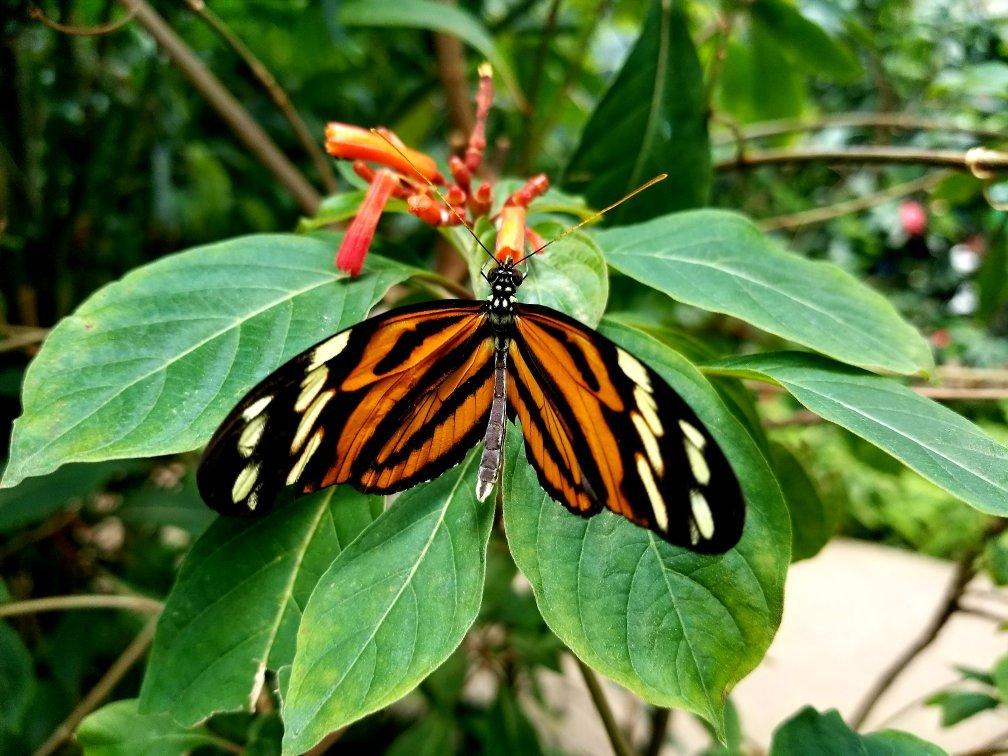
117,0,321,214
519,0,561,172
644,707,672,756
35,616,160,756
434,0,474,137
757,172,948,232
185,0,337,193
574,657,634,756
28,2,136,35
715,145,1008,175
0,594,164,618
715,112,1007,144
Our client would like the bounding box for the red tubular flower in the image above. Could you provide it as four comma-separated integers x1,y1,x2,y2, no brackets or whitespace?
465,63,494,172
496,205,527,263
506,174,549,207
336,169,399,276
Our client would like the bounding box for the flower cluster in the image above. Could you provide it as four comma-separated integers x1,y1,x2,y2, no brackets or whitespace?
323,64,549,275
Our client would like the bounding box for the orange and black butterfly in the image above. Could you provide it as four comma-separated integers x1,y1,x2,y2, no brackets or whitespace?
197,249,746,554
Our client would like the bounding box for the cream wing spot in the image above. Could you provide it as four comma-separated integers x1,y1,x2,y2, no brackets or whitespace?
238,415,267,457
309,330,350,370
678,420,707,450
690,489,715,540
684,440,711,485
296,364,329,412
631,413,664,475
231,463,260,503
246,492,259,511
635,386,663,436
291,389,334,453
287,429,324,485
241,395,272,421
617,349,651,391
636,453,668,532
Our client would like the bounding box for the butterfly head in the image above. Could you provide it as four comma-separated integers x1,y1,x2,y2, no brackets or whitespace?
486,261,523,324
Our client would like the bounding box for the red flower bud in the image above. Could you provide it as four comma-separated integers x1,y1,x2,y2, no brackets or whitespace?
336,169,398,276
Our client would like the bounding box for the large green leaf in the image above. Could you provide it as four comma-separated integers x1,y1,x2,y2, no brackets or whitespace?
926,690,1001,727
282,452,492,754
335,0,525,108
138,487,380,725
768,706,945,755
2,235,415,488
76,700,229,756
749,0,862,82
708,352,1008,517
596,210,933,376
0,623,33,731
719,23,805,124
564,0,710,221
503,321,789,737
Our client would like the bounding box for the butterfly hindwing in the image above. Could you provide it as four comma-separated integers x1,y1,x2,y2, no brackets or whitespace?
509,305,745,553
196,300,492,516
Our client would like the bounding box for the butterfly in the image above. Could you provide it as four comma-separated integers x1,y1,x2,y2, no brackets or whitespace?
196,253,746,554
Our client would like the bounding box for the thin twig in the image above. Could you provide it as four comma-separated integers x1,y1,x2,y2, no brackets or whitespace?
35,616,160,756
0,594,164,618
758,172,949,232
644,707,672,756
28,2,136,36
849,521,1008,730
574,657,634,756
117,0,320,213
715,145,1008,175
185,0,337,193
715,112,1007,145
410,271,475,300
0,325,49,353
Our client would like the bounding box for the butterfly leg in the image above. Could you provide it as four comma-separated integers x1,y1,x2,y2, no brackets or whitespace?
476,348,508,501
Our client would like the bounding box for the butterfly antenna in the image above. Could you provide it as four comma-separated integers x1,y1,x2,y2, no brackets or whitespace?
516,173,669,263
370,129,496,271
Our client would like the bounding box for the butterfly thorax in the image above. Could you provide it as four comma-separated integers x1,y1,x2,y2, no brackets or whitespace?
485,263,522,337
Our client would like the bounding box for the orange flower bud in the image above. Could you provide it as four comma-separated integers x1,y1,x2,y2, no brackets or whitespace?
336,169,398,276
408,194,445,226
506,173,550,207
469,181,492,217
496,205,526,263
325,122,444,184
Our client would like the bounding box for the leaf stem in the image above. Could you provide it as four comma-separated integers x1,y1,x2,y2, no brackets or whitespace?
644,707,672,756
0,594,164,618
184,0,338,193
35,616,160,756
116,0,321,214
574,656,634,756
715,145,1008,175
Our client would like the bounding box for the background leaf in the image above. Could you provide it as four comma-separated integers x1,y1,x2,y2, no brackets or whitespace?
503,321,789,737
769,442,840,561
282,453,492,754
564,0,711,221
749,0,862,82
139,488,380,725
2,236,415,488
709,351,1008,518
76,699,227,756
335,0,525,108
596,210,934,375
768,706,945,755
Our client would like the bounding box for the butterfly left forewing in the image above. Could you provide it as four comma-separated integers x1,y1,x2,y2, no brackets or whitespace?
197,300,492,516
510,305,745,554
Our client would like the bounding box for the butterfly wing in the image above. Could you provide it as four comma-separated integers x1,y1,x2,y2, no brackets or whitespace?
197,300,493,516
508,304,745,553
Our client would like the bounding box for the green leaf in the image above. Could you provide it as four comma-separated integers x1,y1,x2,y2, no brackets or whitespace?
0,624,33,729
926,691,1001,727
596,210,934,376
470,686,544,756
984,531,1008,586
769,706,945,755
297,191,408,233
2,235,415,488
503,321,789,737
564,0,710,221
473,228,608,327
719,23,805,123
708,352,1008,518
386,712,458,756
749,0,862,82
139,487,380,725
75,700,227,756
282,452,492,753
769,442,839,562
335,0,525,109
993,655,1008,703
